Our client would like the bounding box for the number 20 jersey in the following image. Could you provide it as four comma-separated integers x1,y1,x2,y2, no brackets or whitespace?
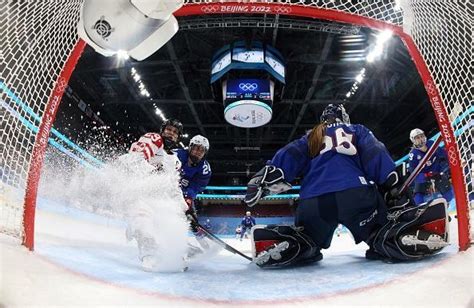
269,123,395,200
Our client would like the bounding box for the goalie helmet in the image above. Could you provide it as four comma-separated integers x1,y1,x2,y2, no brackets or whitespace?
320,104,350,124
409,128,426,148
188,135,209,165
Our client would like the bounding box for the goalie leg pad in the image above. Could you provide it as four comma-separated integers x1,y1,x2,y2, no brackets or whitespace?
244,165,292,207
251,225,322,268
369,198,449,261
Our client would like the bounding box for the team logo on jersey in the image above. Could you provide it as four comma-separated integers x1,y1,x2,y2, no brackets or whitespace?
417,155,422,160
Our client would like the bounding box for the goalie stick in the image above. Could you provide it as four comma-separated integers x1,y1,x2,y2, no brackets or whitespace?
187,215,252,261
399,135,443,196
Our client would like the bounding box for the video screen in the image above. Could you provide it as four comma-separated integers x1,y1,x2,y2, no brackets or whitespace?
225,79,272,102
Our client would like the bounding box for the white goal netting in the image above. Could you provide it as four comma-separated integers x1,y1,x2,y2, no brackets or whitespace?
0,0,472,249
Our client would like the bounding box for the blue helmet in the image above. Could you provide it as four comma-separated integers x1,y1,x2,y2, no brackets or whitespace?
320,104,350,124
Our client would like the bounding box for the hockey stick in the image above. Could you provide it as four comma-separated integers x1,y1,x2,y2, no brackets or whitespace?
188,216,253,261
399,135,443,195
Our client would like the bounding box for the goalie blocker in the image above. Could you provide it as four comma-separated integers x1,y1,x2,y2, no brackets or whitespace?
250,198,449,268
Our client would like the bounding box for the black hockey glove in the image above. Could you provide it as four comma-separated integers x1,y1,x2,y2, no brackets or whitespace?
186,209,199,234
244,165,292,207
183,197,199,233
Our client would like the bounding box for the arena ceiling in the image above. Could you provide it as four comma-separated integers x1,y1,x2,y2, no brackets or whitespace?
65,14,438,184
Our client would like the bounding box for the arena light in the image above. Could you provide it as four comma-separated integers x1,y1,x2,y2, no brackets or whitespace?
377,30,393,44
346,68,366,98
116,50,129,60
130,66,151,98
154,107,167,122
366,30,393,63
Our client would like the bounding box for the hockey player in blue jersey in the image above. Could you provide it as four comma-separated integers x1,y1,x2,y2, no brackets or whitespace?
244,104,449,268
176,135,212,209
240,211,256,240
176,135,212,247
408,128,452,205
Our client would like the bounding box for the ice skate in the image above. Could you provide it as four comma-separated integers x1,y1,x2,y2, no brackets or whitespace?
254,241,290,266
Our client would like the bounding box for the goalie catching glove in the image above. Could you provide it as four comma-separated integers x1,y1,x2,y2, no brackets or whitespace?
244,165,292,207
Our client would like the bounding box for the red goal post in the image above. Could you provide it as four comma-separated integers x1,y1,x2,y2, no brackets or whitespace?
0,1,471,251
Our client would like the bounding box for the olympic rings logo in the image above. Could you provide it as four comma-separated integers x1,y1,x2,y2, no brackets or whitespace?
239,83,258,91
274,6,291,14
55,77,67,93
201,5,219,13
425,80,437,96
447,146,459,166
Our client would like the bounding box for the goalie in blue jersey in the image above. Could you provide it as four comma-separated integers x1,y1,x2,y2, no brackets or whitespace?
245,104,449,268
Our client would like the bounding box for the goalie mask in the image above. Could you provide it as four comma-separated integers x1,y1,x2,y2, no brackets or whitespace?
160,119,183,151
410,128,426,149
320,104,350,124
188,135,209,166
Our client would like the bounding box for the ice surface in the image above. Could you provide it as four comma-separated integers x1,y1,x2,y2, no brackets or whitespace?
2,156,473,306
1,196,473,307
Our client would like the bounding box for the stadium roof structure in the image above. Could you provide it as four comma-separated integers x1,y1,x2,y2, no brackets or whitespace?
64,14,438,185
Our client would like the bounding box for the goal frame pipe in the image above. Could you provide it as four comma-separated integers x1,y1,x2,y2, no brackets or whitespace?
175,2,470,250
21,3,470,251
22,39,87,250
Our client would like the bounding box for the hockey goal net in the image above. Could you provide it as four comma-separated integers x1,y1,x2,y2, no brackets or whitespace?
0,1,472,250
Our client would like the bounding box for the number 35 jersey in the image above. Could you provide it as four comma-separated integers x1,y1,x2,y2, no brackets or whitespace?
269,123,395,199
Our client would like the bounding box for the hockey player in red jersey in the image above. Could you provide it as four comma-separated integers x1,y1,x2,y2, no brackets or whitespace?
129,118,184,169
125,119,189,271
